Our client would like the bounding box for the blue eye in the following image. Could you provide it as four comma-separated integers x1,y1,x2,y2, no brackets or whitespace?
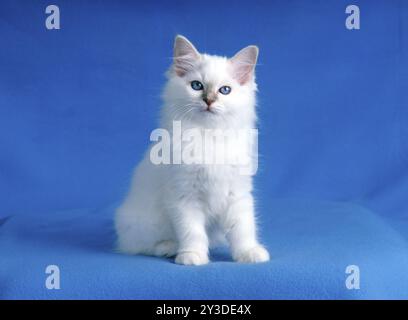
219,86,231,95
191,80,204,91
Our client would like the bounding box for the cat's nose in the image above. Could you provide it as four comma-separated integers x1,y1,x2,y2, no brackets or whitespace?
203,97,215,107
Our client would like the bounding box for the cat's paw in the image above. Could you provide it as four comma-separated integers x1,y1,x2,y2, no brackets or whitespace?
175,251,209,266
154,240,178,257
233,245,270,263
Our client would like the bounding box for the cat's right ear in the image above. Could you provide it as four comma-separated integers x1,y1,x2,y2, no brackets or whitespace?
173,35,200,77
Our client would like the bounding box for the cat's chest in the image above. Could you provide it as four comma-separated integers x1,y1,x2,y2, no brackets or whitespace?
188,164,241,201
192,165,236,211
168,162,250,215
195,164,235,186
168,126,253,207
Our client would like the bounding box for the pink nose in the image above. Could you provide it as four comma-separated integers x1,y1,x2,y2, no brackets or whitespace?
203,97,215,107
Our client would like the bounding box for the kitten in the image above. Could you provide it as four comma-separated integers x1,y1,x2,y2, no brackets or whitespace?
115,35,270,265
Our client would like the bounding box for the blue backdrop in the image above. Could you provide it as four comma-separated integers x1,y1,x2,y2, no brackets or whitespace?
1,0,407,299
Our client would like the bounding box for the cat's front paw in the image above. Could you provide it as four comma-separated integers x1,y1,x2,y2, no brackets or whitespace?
175,251,209,266
233,245,270,263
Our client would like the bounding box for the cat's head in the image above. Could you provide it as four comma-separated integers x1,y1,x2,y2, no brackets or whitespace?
162,35,258,127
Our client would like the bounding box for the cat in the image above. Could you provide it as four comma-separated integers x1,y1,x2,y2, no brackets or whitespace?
115,35,270,265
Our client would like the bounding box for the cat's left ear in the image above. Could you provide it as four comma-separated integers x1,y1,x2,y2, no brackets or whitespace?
230,45,259,85
173,35,201,77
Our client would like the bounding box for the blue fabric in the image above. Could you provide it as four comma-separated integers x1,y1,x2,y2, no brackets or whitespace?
1,0,407,299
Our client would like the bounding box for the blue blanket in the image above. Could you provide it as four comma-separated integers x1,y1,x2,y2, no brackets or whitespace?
1,0,407,299
1,199,408,299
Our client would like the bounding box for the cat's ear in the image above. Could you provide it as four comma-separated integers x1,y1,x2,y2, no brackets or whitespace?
173,35,200,77
230,45,259,85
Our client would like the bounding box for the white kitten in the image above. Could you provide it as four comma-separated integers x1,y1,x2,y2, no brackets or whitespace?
115,35,270,265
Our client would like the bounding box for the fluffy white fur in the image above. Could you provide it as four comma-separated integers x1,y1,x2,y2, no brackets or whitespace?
115,35,270,265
